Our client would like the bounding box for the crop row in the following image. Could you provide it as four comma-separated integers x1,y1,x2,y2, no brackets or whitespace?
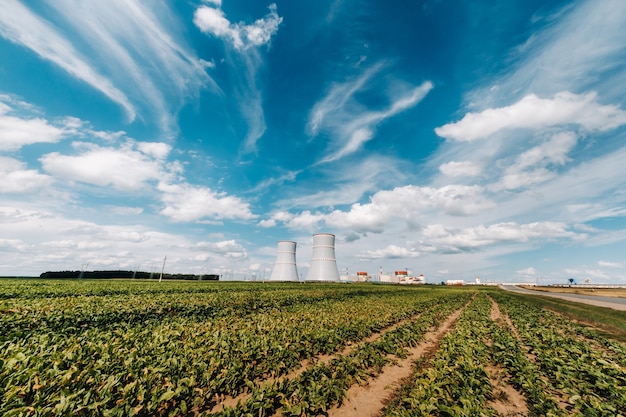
493,292,626,415
382,291,626,416
382,293,497,416
216,292,470,416
2,285,467,416
1,283,442,340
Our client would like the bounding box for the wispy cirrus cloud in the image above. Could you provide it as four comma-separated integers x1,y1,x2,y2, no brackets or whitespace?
194,3,282,155
308,63,433,163
0,0,134,120
0,0,213,135
468,0,626,107
489,131,578,192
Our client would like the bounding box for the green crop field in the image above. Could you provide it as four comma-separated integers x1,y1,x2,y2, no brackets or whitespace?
1,280,625,416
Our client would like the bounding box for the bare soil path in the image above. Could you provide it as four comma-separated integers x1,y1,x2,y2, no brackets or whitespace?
210,312,424,413
486,297,529,416
326,305,467,417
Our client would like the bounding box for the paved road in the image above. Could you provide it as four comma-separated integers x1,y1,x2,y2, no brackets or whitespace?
501,285,626,312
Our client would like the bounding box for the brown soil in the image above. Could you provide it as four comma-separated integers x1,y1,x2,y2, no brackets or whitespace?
489,296,570,413
209,312,423,413
486,298,529,416
326,305,467,417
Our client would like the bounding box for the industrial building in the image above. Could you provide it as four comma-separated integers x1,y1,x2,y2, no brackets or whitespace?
268,241,299,282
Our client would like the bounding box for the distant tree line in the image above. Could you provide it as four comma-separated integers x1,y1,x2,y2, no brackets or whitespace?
38,270,220,281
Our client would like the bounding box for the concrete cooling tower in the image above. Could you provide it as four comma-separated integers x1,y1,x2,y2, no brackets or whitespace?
269,241,299,282
305,233,340,282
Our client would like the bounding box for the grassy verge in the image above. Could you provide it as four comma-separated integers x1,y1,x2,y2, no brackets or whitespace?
505,292,626,342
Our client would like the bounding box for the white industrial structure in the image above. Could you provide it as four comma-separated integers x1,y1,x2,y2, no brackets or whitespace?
379,270,426,284
269,241,300,282
340,271,372,283
305,233,340,282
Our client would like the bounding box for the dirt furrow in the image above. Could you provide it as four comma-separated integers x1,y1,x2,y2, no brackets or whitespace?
326,305,467,417
487,297,529,416
208,312,423,413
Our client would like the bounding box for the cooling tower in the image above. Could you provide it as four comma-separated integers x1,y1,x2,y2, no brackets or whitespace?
269,241,299,282
305,233,340,282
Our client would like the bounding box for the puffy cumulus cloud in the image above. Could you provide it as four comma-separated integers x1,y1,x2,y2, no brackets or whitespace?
358,244,420,260
439,161,482,177
194,4,282,51
40,141,170,191
0,157,52,193
0,204,253,275
194,240,248,259
421,221,581,253
308,63,433,163
435,91,626,142
265,184,493,233
158,183,256,222
490,131,579,191
0,102,68,151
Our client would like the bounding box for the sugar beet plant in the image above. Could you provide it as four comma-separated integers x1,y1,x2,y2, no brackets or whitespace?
492,292,626,416
1,280,467,416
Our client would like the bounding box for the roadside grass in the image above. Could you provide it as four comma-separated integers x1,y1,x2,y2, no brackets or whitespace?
505,292,626,343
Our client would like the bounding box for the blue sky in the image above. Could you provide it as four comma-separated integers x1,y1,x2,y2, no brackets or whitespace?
1,0,626,284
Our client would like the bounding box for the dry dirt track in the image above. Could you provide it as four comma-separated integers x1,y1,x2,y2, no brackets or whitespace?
501,285,626,311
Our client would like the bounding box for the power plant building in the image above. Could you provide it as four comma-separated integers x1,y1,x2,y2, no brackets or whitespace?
268,241,299,282
305,233,340,282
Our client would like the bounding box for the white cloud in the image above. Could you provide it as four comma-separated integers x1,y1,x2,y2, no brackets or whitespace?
516,267,537,278
203,0,222,7
0,102,67,151
435,91,626,141
136,142,172,160
468,0,626,107
0,205,252,275
195,240,247,259
598,260,622,268
0,0,135,120
108,206,144,216
308,63,433,163
0,1,215,135
489,131,578,192
421,222,580,253
40,143,167,191
158,182,256,222
194,3,282,51
439,161,482,177
0,157,53,193
269,184,493,233
488,131,579,192
194,3,282,154
358,244,420,260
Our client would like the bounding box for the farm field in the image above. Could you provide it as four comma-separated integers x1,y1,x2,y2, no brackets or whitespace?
2,280,626,416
